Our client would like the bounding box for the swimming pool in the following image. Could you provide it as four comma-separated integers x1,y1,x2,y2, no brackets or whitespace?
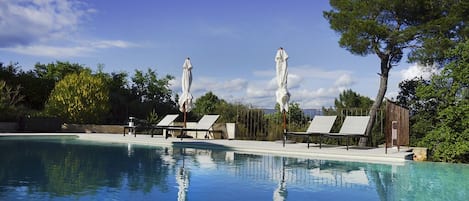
0,137,467,201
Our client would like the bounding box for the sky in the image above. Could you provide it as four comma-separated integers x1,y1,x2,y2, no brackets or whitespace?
0,0,438,109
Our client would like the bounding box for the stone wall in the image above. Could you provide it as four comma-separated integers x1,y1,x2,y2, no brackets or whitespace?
413,147,428,161
0,122,18,132
62,124,123,134
2,121,236,139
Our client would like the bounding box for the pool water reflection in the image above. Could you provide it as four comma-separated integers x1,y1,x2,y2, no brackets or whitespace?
0,137,468,201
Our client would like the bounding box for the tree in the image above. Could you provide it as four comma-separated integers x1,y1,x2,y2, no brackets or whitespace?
322,89,380,144
416,41,469,162
193,91,223,116
45,71,110,124
128,68,176,119
396,78,437,145
270,102,309,127
0,62,54,110
106,72,132,123
334,89,373,110
131,68,174,104
323,89,373,115
324,0,468,145
0,80,25,121
34,61,89,81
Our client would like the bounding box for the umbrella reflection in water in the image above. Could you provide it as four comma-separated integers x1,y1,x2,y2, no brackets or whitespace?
176,149,189,201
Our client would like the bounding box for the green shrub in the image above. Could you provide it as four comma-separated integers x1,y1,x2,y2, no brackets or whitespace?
45,71,110,124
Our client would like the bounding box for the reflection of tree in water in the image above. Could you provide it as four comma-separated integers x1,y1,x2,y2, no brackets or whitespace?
0,138,172,198
2,139,467,200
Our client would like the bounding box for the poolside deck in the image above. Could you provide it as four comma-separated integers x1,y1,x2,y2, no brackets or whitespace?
1,133,413,164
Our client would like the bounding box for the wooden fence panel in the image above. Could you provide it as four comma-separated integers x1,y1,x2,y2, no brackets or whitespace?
385,100,409,148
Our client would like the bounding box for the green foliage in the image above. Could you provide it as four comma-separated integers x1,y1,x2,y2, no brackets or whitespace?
1,61,179,125
0,80,25,121
0,81,24,109
416,41,469,163
265,102,311,141
322,89,373,116
235,107,271,141
192,92,273,140
192,91,243,123
321,89,384,146
95,70,132,124
334,89,373,110
324,0,467,65
0,62,54,110
146,109,159,125
193,91,223,116
396,78,436,146
214,101,242,123
34,61,90,81
131,68,174,103
324,0,467,139
45,71,110,124
128,68,176,120
0,140,171,197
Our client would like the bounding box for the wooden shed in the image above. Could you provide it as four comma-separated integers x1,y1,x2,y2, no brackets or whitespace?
385,99,409,153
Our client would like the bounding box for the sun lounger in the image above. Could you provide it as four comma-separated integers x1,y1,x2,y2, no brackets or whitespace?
319,116,370,150
150,114,179,137
283,116,337,148
164,115,221,140
123,114,179,137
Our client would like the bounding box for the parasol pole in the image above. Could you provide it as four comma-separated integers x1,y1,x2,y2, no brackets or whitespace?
183,101,187,128
282,109,286,133
182,101,187,140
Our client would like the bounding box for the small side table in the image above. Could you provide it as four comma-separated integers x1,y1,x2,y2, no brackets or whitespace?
123,126,137,137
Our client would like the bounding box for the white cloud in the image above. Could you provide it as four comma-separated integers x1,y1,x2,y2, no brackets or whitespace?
90,40,137,48
1,40,138,58
0,1,137,58
288,73,303,89
289,65,352,79
253,69,274,77
400,63,439,81
1,45,91,57
334,74,355,87
222,78,248,91
171,77,249,103
171,65,360,109
168,79,180,90
0,0,89,47
190,77,247,93
246,86,271,99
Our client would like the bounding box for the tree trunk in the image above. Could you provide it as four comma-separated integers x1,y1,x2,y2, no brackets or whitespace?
359,57,390,146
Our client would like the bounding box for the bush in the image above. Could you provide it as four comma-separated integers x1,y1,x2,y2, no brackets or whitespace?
45,71,110,124
0,80,25,121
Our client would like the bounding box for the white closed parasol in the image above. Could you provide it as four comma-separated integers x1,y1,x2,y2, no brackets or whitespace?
178,58,193,128
275,47,290,132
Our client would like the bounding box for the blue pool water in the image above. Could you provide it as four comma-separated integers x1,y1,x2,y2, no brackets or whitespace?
0,136,468,201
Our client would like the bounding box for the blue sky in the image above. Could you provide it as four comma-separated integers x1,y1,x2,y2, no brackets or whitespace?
0,0,437,109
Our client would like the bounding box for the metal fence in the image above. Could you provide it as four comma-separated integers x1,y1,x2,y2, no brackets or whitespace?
227,107,385,147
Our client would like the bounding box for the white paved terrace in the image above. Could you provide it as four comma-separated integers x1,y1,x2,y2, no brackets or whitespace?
0,133,412,165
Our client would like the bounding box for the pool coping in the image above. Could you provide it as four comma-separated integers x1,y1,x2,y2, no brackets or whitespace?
0,133,413,165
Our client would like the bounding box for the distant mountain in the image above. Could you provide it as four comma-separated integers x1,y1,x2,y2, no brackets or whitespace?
262,109,276,115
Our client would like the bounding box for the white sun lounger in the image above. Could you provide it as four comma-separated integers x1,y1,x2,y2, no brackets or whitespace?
124,114,179,137
319,116,370,150
164,115,221,140
283,116,337,148
150,114,179,137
